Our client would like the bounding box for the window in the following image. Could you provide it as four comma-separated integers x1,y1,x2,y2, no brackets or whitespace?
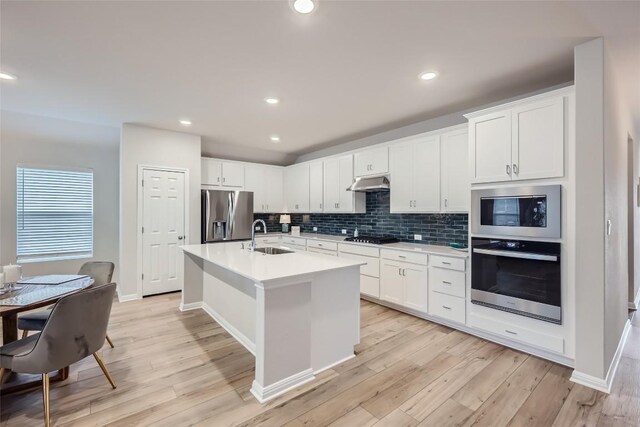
17,166,94,263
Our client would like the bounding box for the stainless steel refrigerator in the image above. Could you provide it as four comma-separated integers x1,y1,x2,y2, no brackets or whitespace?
201,190,254,243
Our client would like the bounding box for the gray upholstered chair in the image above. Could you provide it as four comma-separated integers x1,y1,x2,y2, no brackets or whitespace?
18,261,116,348
0,283,117,427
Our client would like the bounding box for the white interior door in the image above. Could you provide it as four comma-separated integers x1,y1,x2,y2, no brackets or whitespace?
142,169,186,296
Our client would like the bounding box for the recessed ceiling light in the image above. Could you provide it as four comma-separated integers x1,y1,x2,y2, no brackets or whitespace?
270,135,281,143
265,97,280,105
419,71,438,81
292,0,316,14
0,72,17,80
179,119,192,126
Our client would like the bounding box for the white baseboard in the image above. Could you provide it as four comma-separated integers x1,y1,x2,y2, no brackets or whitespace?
250,369,315,403
179,301,202,311
117,291,141,303
629,290,640,310
201,302,256,355
570,319,632,393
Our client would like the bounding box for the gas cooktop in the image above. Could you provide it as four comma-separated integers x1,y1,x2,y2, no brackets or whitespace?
343,236,399,245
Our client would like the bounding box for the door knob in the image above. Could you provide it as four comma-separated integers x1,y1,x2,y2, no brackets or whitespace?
178,236,184,240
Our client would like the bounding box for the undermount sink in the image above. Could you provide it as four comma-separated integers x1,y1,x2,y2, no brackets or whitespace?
254,247,294,255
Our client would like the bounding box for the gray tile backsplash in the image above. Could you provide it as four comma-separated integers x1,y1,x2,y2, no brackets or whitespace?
254,192,468,246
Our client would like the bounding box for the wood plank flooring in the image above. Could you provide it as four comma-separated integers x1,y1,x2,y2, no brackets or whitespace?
1,293,639,426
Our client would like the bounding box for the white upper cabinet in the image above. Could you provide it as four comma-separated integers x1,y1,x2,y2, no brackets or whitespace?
201,158,244,188
221,162,244,187
244,164,266,211
354,146,389,177
323,154,365,213
202,158,222,186
511,97,564,181
264,166,284,213
309,161,324,213
285,164,310,212
242,164,284,213
441,128,470,212
469,110,512,184
413,137,441,212
467,90,567,184
390,135,440,213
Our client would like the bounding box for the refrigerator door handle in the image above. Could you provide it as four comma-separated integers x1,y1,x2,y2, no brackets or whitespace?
226,192,234,239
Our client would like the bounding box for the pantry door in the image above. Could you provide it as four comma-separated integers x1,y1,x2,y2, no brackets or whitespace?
142,169,186,296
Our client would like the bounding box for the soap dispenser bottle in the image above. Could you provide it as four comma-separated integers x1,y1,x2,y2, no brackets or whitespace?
354,228,359,238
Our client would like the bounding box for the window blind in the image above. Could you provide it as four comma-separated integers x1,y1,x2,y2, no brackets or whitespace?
16,166,94,263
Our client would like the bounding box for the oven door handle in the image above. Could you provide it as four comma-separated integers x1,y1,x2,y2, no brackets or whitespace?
472,248,558,262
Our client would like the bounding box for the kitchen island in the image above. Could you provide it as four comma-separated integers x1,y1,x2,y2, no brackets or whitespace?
180,242,363,403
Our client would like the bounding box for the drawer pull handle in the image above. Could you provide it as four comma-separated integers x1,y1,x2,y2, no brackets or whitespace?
442,305,452,310
318,243,323,247
441,261,451,265
442,281,452,285
505,329,518,335
398,255,406,259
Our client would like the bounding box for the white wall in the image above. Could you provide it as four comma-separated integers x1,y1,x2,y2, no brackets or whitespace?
573,37,635,385
119,124,201,300
0,111,119,279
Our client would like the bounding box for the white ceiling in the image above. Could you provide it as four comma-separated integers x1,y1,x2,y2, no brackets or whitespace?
1,1,638,159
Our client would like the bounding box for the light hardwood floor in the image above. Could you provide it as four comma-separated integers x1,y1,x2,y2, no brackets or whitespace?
1,293,639,426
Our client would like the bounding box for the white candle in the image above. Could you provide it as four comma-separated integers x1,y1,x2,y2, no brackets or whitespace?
0,272,5,288
3,264,21,283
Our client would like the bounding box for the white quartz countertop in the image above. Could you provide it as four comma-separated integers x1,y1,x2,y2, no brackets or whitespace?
181,242,364,283
267,232,469,258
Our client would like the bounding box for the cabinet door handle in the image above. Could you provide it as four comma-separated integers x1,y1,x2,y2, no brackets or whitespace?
398,268,402,276
318,243,323,247
505,329,518,335
398,255,406,259
266,204,269,210
442,305,452,310
444,198,448,208
402,269,406,276
513,164,519,175
223,177,226,183
217,177,220,182
442,281,452,285
506,164,512,176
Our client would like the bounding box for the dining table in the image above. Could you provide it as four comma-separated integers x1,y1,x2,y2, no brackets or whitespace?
0,275,94,393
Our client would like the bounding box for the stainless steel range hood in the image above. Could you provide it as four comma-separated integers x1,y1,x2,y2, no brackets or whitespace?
346,174,390,192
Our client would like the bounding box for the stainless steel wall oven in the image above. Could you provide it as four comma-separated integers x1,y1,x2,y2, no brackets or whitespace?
471,237,562,324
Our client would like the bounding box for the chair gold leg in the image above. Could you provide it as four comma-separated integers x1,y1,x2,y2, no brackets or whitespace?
93,352,116,389
0,367,6,385
105,333,115,348
22,329,29,339
42,373,50,427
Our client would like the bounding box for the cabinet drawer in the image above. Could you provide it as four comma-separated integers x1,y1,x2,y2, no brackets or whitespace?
307,247,337,257
430,255,465,271
307,239,338,251
430,267,466,298
429,291,466,324
468,313,565,354
360,275,380,298
338,243,380,258
380,249,428,266
339,252,379,278
282,236,306,247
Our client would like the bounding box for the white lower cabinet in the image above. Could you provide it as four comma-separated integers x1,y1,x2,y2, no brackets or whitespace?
338,243,380,298
307,247,337,257
429,291,466,324
468,312,565,354
380,258,428,312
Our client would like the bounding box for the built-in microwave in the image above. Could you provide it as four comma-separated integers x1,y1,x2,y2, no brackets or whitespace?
471,185,561,239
